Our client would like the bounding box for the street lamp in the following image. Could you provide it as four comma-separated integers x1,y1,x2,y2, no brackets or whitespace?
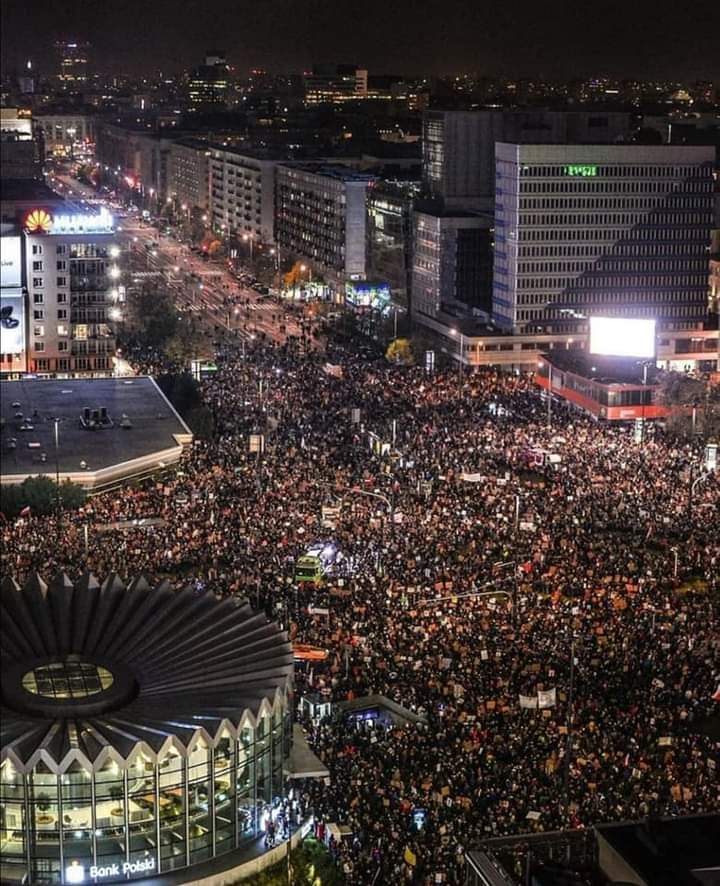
450,327,465,389
242,232,254,262
538,361,552,428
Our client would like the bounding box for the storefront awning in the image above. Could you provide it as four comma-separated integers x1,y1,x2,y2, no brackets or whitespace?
286,723,330,779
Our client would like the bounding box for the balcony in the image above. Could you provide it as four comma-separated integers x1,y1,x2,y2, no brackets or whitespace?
71,277,109,292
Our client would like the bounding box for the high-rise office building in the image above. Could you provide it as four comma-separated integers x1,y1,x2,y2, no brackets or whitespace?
304,65,368,105
188,52,230,111
492,143,715,333
54,40,91,91
422,110,633,210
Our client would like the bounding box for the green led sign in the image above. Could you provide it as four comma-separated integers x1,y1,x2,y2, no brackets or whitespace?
565,165,598,177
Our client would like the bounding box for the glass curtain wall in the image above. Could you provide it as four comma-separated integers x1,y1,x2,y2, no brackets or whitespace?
0,708,289,885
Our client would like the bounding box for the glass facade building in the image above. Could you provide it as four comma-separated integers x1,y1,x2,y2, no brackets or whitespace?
1,707,292,884
1,573,294,885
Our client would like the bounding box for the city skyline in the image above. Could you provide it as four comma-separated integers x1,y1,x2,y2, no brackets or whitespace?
2,0,719,81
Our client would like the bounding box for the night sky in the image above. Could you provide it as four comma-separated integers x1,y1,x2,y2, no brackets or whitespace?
2,0,718,80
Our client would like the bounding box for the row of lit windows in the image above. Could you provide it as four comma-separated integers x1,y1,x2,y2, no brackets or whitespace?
514,182,712,194
516,274,707,289
513,212,713,226
517,197,711,211
518,228,709,241
513,304,704,322
517,259,708,274
511,164,711,178
515,292,707,307
517,243,709,258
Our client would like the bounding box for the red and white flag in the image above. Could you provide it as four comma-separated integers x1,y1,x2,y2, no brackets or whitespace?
712,685,720,703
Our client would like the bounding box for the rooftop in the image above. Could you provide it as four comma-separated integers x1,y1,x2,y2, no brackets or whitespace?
0,178,66,204
0,376,192,487
596,814,720,886
279,162,376,182
1,572,293,771
542,349,659,385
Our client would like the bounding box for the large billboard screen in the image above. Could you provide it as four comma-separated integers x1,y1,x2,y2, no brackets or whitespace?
0,290,26,357
589,317,656,359
1,236,22,288
345,280,391,309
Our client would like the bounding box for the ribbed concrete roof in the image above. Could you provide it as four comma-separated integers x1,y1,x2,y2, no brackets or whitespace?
0,573,294,774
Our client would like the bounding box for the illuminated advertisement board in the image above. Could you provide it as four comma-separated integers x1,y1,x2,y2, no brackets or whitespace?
564,165,598,177
589,316,656,359
0,236,22,288
345,280,391,309
0,289,26,358
24,207,114,235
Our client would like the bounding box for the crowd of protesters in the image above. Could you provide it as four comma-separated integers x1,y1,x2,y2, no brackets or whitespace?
2,336,718,885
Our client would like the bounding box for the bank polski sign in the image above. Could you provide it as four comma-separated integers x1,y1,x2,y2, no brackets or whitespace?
65,857,155,882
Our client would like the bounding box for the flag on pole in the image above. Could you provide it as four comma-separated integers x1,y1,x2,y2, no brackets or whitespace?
519,694,538,709
538,688,557,709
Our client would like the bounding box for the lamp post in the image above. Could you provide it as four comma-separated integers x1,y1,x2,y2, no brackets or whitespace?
54,418,62,547
242,232,254,264
450,327,464,390
640,361,650,445
538,361,552,429
270,246,281,292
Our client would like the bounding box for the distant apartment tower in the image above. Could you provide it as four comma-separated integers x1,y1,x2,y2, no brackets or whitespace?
423,110,633,210
54,40,91,91
33,113,95,161
492,143,715,333
0,109,41,179
168,140,210,212
209,147,277,243
304,65,368,105
188,52,230,111
276,164,374,282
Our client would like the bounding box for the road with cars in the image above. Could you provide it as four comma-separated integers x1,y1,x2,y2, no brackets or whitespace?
49,171,313,349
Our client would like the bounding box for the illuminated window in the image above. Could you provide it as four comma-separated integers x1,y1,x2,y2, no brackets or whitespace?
22,660,114,699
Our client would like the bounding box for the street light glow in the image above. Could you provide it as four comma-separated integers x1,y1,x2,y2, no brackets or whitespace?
109,266,121,279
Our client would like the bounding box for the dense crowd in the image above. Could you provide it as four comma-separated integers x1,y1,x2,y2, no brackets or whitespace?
2,338,719,885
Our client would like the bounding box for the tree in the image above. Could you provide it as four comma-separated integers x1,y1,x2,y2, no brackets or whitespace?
0,476,86,519
386,337,415,365
164,317,211,368
128,286,179,349
656,371,720,438
283,261,308,290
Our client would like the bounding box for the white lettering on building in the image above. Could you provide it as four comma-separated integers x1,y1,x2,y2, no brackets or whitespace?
88,857,155,879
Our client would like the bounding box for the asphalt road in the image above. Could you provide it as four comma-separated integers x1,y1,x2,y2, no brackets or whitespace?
49,172,314,349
